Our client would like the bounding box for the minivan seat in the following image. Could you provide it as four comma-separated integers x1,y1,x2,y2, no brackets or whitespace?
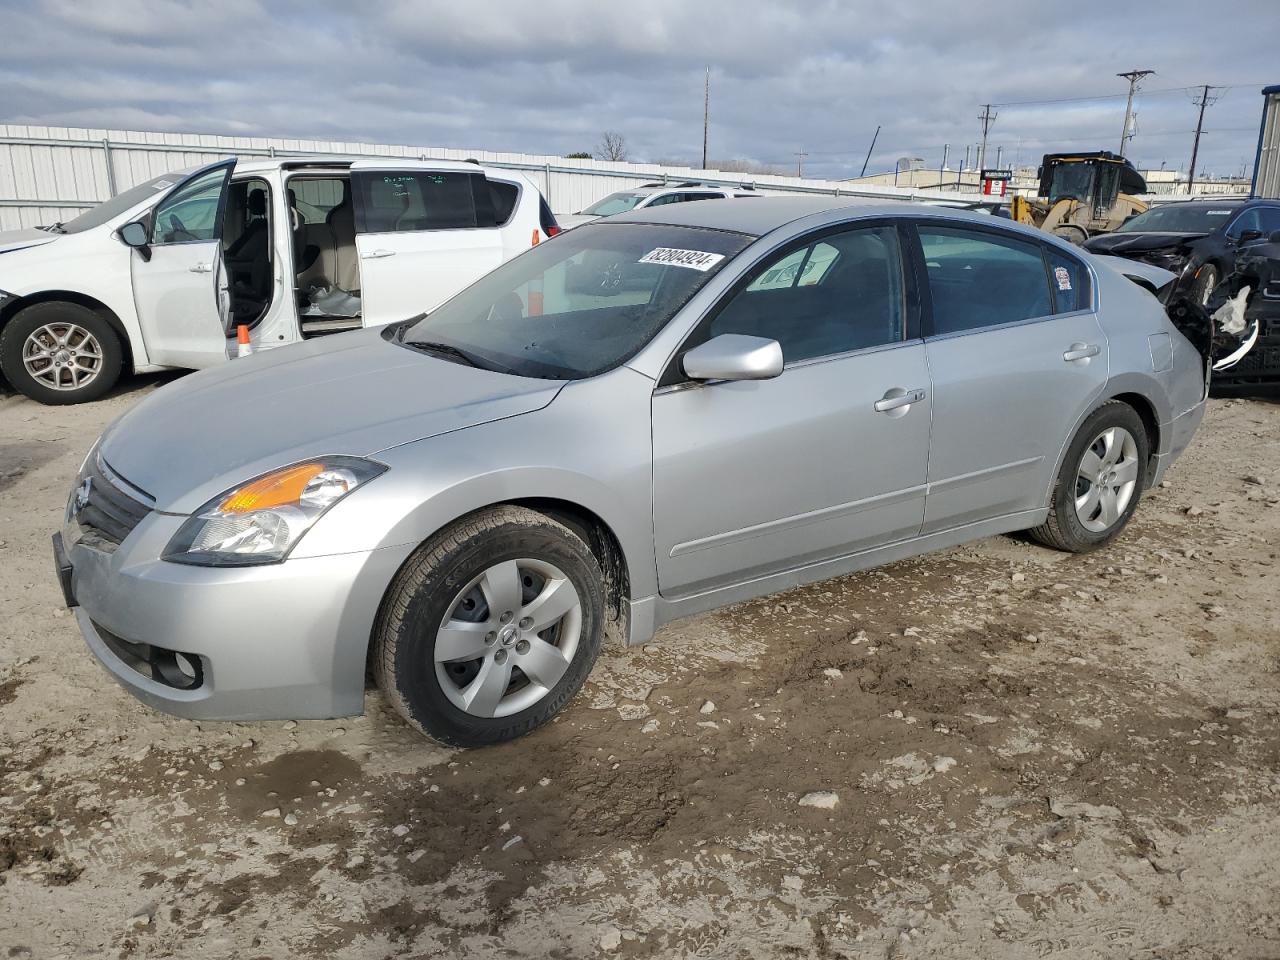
324,186,360,294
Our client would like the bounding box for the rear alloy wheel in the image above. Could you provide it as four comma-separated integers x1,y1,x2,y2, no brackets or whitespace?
1073,426,1140,533
1029,401,1149,553
0,302,123,404
373,506,605,746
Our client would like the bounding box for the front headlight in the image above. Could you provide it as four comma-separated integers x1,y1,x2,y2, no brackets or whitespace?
163,457,386,566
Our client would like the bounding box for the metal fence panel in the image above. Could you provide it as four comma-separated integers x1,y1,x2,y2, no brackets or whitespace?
0,123,987,228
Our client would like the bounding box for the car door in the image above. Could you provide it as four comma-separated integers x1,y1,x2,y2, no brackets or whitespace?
349,161,505,327
129,159,235,369
912,221,1109,533
651,222,932,597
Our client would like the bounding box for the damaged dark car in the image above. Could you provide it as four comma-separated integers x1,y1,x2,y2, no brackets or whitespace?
1084,198,1280,304
1163,230,1280,389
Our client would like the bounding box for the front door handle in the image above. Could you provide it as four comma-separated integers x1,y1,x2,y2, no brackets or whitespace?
874,387,927,414
1063,342,1101,362
188,262,213,274
362,248,396,260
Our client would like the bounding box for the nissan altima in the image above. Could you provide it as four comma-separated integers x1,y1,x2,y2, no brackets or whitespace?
54,198,1209,746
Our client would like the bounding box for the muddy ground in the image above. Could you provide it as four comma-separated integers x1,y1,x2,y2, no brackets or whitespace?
1,375,1278,959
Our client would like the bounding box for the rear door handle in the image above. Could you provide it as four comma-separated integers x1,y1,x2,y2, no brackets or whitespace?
874,387,927,413
362,248,396,260
188,262,213,274
1063,342,1100,362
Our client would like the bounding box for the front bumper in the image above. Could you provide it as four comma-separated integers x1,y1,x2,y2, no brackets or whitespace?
62,509,414,722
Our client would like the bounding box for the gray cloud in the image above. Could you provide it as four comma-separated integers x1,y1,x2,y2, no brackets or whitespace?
1,0,1276,179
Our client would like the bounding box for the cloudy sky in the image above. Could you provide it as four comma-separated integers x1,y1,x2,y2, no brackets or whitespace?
1,0,1276,180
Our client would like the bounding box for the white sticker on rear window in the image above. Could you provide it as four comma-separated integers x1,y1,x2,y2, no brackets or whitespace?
1207,210,1233,216
638,247,726,271
1055,266,1072,291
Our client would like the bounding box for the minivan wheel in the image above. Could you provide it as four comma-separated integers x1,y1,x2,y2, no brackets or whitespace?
373,506,605,746
1029,401,1149,553
0,302,123,405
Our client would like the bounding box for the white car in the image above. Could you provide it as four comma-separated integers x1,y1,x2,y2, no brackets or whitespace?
0,157,559,404
557,181,759,229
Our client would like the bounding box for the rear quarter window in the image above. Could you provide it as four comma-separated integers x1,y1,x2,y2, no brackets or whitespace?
1045,248,1091,313
488,179,520,226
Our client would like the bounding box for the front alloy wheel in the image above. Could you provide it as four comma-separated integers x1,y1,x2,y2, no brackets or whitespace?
23,321,105,392
434,558,582,718
373,506,606,746
0,301,123,405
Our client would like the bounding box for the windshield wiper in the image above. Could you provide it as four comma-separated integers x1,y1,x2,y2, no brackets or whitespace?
42,222,67,234
411,340,489,370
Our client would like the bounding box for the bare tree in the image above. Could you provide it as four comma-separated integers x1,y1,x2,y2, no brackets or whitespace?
595,131,629,162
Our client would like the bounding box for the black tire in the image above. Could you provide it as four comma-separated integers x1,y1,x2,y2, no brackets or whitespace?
0,302,123,405
1190,263,1219,306
372,505,605,746
1029,400,1150,553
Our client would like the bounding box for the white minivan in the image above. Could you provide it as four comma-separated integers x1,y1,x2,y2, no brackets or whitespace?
0,157,559,403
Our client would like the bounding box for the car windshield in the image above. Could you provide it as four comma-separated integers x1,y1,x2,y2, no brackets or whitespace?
400,222,753,379
56,170,195,234
581,192,648,217
1116,204,1240,233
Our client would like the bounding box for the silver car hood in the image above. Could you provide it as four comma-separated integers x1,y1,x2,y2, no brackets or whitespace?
0,227,59,255
100,328,563,513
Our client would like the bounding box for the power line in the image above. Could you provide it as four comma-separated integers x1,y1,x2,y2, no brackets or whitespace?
990,81,1269,109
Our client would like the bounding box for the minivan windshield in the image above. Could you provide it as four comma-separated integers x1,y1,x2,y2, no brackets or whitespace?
1115,203,1241,234
581,192,648,217
400,222,752,379
56,170,196,234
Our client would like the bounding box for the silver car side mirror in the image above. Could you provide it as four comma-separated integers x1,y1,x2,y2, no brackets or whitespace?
682,334,784,382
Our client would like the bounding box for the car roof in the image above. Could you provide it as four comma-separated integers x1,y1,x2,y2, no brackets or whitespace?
607,196,919,237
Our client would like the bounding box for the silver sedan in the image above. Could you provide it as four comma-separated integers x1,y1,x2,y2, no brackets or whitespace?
55,198,1209,745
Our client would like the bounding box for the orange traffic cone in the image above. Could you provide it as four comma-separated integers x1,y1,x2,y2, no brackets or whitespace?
236,325,252,358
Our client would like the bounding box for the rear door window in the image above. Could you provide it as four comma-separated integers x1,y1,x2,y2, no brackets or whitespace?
353,171,491,233
918,226,1054,334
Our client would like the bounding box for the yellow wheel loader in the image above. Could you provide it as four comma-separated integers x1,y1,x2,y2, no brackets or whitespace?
1010,152,1149,245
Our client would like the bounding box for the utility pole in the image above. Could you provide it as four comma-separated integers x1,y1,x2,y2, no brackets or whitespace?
995,145,1003,169
1116,69,1155,156
794,148,808,178
978,104,997,171
940,143,949,187
1187,84,1220,194
859,125,880,178
701,67,710,170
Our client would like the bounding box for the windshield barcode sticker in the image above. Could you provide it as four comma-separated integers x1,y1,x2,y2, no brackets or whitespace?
639,247,726,271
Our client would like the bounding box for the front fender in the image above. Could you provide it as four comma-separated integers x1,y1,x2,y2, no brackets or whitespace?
293,369,659,599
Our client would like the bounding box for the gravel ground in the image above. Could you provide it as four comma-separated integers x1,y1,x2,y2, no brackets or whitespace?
1,375,1278,959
